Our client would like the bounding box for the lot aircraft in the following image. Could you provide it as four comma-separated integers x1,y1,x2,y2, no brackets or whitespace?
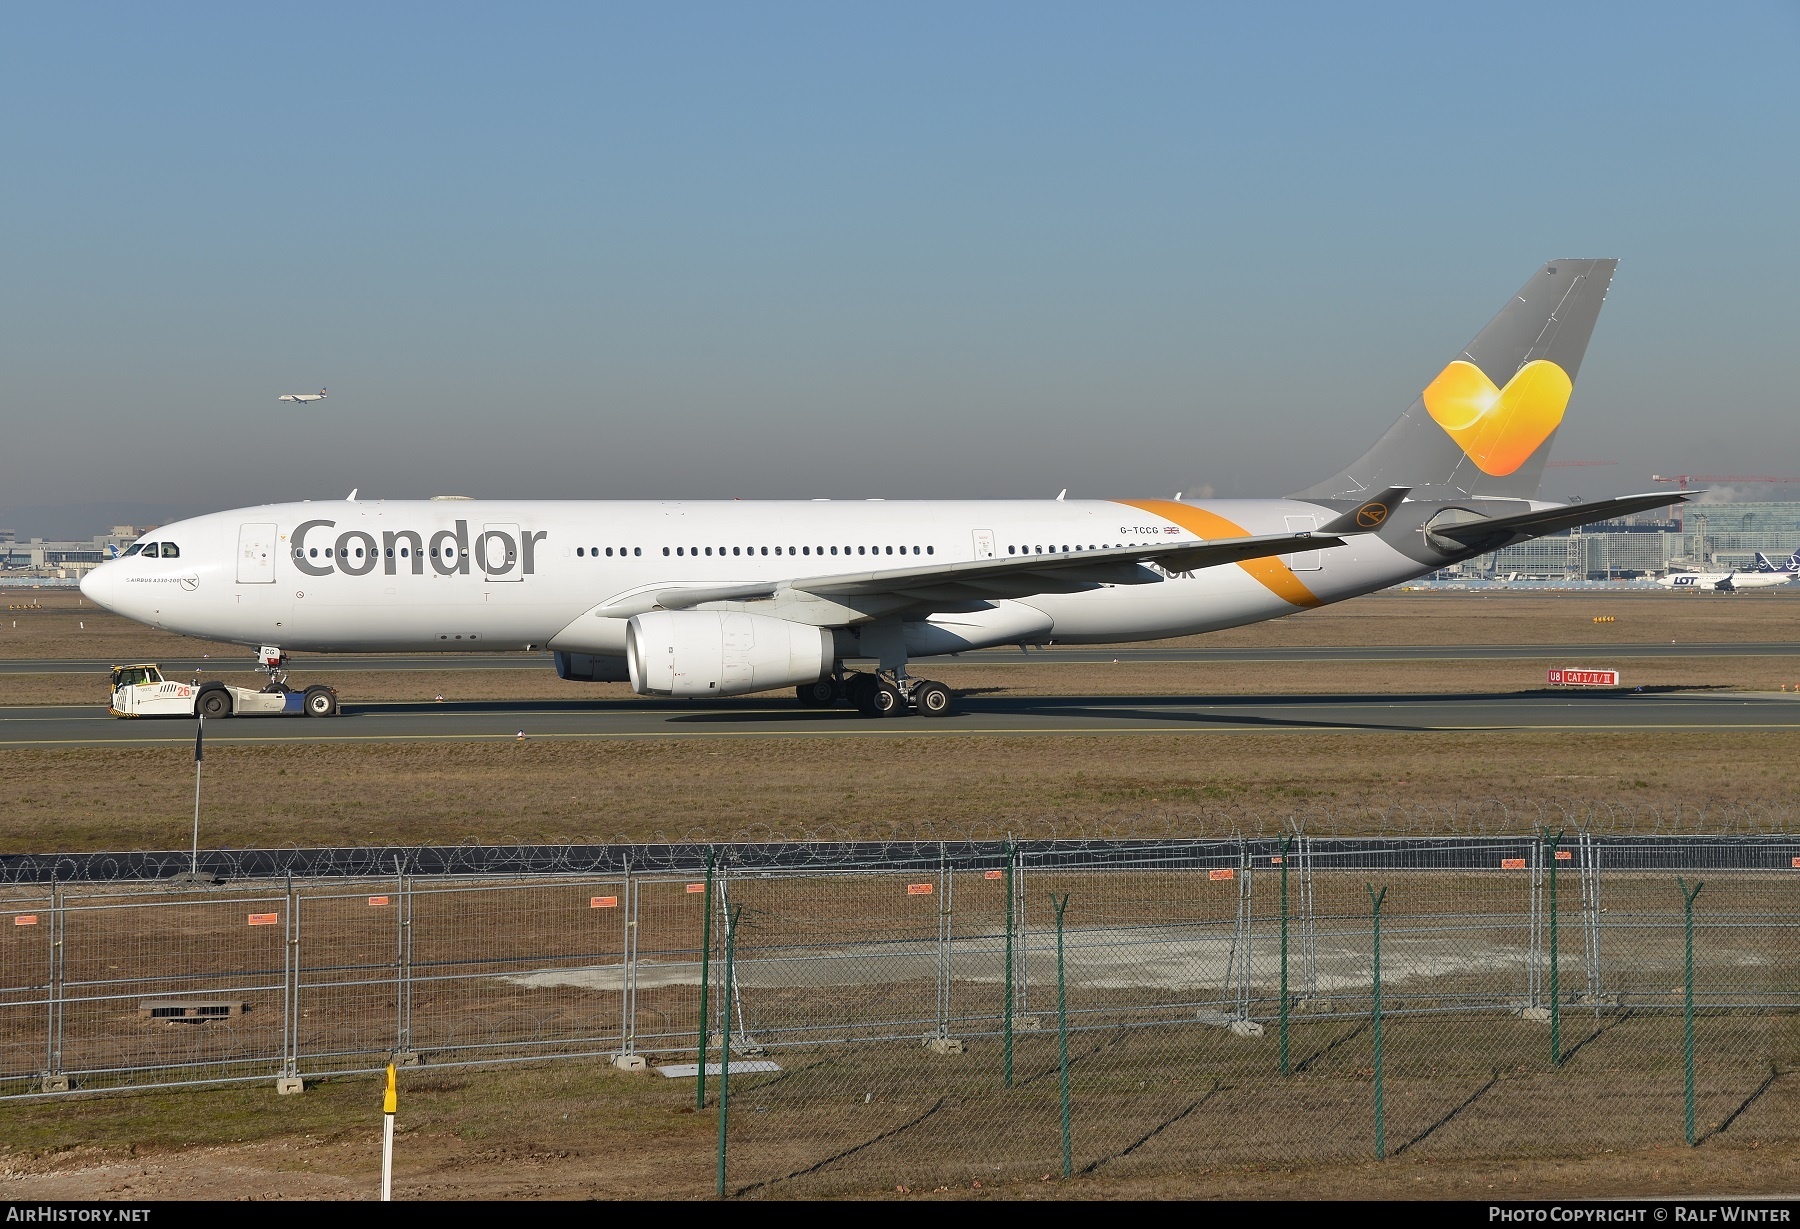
1655,565,1796,592
83,260,1683,716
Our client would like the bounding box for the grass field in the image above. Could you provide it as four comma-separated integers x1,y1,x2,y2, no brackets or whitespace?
2,1044,1794,1201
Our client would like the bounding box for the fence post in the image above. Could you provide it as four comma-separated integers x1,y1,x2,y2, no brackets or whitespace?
1279,834,1293,1076
283,875,299,1082
716,903,742,1199
697,846,716,1110
938,843,954,1042
1544,828,1564,1067
622,861,638,1057
1367,882,1388,1160
1003,836,1015,1090
1051,892,1072,1179
1679,877,1705,1146
398,863,414,1063
47,879,63,1087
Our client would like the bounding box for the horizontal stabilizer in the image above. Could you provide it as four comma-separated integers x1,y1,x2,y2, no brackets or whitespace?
1319,488,1411,536
1427,491,1685,548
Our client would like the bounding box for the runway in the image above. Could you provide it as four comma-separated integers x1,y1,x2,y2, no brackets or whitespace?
4,641,1798,675
4,688,1797,748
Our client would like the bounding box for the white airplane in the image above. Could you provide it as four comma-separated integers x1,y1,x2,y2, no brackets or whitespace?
1751,550,1800,575
277,388,327,404
1656,563,1797,592
83,260,1684,717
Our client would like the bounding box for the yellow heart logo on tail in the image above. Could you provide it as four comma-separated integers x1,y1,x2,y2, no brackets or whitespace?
1422,359,1572,476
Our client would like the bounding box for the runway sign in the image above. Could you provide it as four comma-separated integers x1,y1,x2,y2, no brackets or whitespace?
1548,668,1619,686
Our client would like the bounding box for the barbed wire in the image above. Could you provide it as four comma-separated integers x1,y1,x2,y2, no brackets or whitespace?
0,797,1795,884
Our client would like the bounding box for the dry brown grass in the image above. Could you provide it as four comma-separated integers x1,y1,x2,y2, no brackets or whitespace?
0,1055,1793,1200
0,730,1791,852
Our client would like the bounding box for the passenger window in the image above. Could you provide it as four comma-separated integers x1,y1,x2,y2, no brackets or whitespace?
927,546,934,555
401,548,410,557
733,547,741,556
830,546,837,555
663,547,671,556
577,548,585,557
308,547,318,558
634,547,641,556
760,547,768,555
857,546,865,555
802,546,810,555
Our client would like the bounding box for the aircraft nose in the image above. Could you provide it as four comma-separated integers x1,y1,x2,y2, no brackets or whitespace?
80,562,119,611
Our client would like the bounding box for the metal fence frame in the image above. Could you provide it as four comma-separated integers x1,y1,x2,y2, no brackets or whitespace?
1,833,1796,1100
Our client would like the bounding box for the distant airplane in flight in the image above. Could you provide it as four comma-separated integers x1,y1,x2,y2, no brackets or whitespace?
278,388,327,404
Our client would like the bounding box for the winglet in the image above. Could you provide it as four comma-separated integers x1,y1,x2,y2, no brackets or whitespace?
1319,487,1410,536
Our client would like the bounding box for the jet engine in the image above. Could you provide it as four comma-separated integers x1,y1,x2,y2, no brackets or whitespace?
626,610,833,698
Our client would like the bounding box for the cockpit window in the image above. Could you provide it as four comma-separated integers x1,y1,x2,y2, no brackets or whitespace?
159,543,180,559
121,543,144,557
136,542,158,557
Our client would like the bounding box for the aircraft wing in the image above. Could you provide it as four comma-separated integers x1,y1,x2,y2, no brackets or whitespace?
595,528,1354,618
1426,491,1686,548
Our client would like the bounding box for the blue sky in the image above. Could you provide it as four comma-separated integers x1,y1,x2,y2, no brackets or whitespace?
3,2,1796,533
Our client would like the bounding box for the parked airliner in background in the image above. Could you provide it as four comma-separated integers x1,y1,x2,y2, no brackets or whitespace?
1656,561,1798,592
1751,550,1800,575
84,260,1683,717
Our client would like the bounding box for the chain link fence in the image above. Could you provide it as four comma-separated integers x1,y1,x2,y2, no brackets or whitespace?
1,819,1795,1194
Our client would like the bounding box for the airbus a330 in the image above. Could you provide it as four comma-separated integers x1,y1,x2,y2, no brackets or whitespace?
83,260,1681,717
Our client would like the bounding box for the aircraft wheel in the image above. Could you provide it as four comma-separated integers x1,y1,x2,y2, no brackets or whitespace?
846,674,878,714
914,681,955,718
303,686,338,717
796,678,839,707
198,690,232,719
868,681,904,718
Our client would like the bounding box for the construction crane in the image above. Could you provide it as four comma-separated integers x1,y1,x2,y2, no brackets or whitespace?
1650,474,1800,533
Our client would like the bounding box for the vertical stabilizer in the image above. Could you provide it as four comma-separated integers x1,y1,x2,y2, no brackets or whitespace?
1295,259,1618,501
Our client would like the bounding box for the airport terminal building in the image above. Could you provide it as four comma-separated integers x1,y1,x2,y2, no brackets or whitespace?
1459,502,1800,581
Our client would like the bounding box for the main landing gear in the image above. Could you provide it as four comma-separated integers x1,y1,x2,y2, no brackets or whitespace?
794,671,957,718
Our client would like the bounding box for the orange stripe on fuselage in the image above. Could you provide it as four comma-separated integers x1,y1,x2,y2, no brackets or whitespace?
1111,498,1324,609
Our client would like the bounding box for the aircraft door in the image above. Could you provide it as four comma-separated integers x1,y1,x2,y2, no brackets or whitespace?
237,523,278,584
1283,515,1323,571
972,529,995,560
479,523,523,581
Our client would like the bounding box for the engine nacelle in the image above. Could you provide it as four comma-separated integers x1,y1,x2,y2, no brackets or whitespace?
626,610,833,698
